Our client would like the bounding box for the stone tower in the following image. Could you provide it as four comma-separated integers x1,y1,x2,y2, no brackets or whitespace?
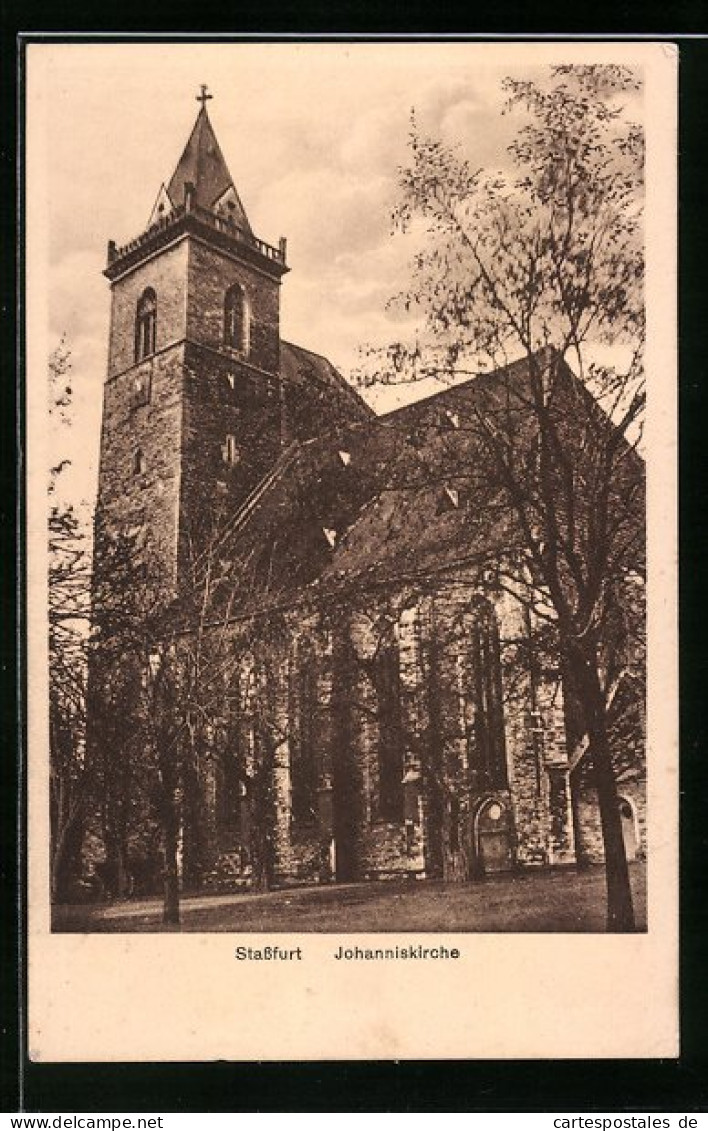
95,91,289,594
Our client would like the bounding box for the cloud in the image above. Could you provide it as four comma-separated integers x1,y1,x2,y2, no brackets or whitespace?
338,103,410,177
257,168,394,274
31,45,646,502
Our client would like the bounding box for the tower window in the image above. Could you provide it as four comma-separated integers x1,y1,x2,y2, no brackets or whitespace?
135,288,157,362
132,448,146,476
224,284,250,355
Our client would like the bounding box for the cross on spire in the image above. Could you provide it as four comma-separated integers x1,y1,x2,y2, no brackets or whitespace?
196,84,213,110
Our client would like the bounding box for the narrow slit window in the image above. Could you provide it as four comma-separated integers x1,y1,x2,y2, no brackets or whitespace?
132,448,146,476
222,434,239,465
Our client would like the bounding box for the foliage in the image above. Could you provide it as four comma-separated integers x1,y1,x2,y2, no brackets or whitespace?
358,64,646,929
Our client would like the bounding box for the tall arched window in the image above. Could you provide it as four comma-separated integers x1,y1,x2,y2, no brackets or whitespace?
135,288,157,361
291,640,319,828
216,655,257,866
216,663,253,862
224,284,250,354
467,599,508,790
216,737,243,854
372,623,405,821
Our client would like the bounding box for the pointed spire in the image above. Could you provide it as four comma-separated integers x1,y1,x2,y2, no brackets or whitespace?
163,92,252,233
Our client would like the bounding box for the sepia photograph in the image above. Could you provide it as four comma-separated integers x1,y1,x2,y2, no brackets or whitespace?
25,39,677,1061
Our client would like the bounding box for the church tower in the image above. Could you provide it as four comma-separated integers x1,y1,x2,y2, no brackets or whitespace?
96,87,289,593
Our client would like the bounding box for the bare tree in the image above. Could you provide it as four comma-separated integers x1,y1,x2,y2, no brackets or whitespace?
89,501,289,921
48,340,93,901
358,65,645,930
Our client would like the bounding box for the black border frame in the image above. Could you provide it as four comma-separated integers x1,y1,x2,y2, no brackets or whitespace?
3,13,707,1114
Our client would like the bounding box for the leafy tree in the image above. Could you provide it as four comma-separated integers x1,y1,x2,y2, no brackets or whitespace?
359,64,645,930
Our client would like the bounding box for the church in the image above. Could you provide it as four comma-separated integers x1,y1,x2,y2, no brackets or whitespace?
91,92,646,895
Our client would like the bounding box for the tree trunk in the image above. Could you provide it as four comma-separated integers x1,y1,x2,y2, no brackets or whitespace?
571,646,636,932
181,738,209,891
249,761,276,893
249,788,274,893
50,801,83,902
163,868,180,925
560,656,591,869
250,837,272,893
568,772,591,869
591,733,635,931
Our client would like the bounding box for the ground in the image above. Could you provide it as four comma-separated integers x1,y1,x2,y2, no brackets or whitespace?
52,862,647,933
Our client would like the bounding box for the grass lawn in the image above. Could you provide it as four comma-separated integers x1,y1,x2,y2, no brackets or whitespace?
52,862,647,933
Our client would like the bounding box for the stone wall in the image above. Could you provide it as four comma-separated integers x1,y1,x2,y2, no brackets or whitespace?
196,570,599,889
107,239,189,378
187,238,281,374
574,778,647,864
96,344,186,590
179,340,283,559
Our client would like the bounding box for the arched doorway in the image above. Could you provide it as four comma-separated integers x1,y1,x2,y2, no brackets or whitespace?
474,797,514,874
618,796,638,862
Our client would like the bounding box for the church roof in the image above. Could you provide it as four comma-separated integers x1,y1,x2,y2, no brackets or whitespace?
319,356,537,586
215,353,547,613
280,341,375,432
166,106,252,231
202,343,643,622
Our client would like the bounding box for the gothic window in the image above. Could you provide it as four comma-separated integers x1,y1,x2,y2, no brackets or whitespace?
215,657,259,864
216,741,243,854
372,626,405,821
135,288,157,361
467,600,508,790
239,656,259,781
216,680,252,858
291,641,319,828
132,448,146,475
224,284,250,355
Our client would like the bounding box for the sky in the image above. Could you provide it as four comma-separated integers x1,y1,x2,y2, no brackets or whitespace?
26,41,649,508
